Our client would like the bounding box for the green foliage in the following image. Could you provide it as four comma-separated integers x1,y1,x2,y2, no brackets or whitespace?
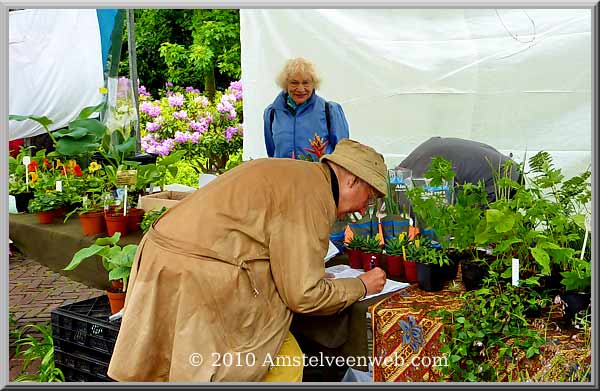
28,193,61,213
385,234,410,256
346,235,366,251
63,232,137,291
363,235,383,254
125,9,240,96
424,156,456,187
437,284,546,381
163,159,200,188
12,323,64,382
417,247,450,267
560,258,591,292
140,206,167,233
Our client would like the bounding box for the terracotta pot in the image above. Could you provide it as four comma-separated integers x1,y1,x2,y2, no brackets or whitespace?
106,290,126,314
111,279,124,290
37,210,55,224
385,255,404,278
126,208,145,232
53,206,67,218
79,211,106,236
347,249,363,269
105,213,128,237
362,252,382,272
403,260,418,283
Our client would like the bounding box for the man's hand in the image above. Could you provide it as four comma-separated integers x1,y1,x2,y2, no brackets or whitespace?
358,267,386,295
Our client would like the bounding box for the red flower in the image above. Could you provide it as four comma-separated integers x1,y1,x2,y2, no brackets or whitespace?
27,160,38,172
303,133,329,159
73,165,83,177
42,158,51,169
61,167,67,176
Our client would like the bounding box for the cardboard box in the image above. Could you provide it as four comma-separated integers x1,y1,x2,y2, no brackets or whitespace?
140,191,193,212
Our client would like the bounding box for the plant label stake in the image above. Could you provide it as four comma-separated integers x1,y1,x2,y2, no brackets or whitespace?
23,156,30,190
580,214,591,260
512,258,519,287
116,169,137,216
55,180,62,192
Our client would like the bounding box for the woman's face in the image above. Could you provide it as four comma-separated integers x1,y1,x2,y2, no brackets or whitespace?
287,72,314,105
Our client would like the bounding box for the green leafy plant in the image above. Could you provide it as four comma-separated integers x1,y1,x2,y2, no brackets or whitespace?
362,235,383,254
140,206,168,233
424,156,456,187
28,193,61,213
63,232,137,292
346,235,366,251
416,247,450,267
385,234,410,256
12,323,64,382
437,284,546,382
560,258,591,292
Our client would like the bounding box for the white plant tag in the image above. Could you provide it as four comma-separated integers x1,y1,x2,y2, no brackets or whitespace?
22,156,30,166
55,180,62,192
512,258,519,287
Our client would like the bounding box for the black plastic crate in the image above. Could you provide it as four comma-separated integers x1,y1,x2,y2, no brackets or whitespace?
51,295,121,355
54,347,114,382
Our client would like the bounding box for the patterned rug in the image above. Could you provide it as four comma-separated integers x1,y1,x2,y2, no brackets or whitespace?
369,280,591,382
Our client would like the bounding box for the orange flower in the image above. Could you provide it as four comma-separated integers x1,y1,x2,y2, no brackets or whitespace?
27,160,38,172
303,133,329,159
28,171,39,184
42,158,51,169
73,165,83,177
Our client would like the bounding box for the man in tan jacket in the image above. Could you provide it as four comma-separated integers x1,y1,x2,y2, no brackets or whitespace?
107,139,388,382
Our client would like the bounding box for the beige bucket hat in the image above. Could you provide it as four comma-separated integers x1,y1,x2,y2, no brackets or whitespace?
320,139,388,197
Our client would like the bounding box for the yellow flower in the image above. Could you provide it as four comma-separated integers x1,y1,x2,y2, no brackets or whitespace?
67,159,77,169
99,87,108,94
89,161,102,173
28,171,39,184
55,159,65,170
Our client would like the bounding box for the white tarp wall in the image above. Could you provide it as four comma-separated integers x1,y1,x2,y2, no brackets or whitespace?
9,9,104,140
240,9,592,180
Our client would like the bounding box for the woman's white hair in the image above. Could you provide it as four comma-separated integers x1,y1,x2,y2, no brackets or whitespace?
275,57,322,90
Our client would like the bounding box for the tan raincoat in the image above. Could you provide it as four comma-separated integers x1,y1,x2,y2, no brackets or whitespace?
107,159,365,382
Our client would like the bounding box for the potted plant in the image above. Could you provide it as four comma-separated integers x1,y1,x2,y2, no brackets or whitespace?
63,232,137,314
361,235,383,271
403,240,420,283
461,256,491,291
104,205,129,237
9,146,37,213
384,234,409,278
64,193,107,236
345,235,366,269
415,246,449,292
27,193,61,224
559,257,591,322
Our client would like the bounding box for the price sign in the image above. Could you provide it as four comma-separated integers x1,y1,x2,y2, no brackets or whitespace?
116,170,137,186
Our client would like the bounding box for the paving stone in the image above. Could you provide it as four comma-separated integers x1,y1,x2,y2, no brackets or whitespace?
8,250,103,381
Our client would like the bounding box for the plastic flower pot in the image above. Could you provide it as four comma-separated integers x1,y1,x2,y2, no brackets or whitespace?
347,249,363,269
403,260,418,283
53,206,68,218
461,262,489,291
14,192,34,213
126,208,145,233
362,252,382,272
104,213,128,237
106,290,126,314
79,211,106,236
37,210,55,224
416,262,445,292
385,255,404,278
560,292,591,321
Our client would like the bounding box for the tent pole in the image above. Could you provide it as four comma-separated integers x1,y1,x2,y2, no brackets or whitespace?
127,9,140,154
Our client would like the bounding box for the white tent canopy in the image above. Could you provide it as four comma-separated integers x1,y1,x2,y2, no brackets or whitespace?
240,9,592,180
9,9,104,141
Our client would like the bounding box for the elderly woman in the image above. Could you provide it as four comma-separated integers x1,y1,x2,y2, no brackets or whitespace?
263,57,349,159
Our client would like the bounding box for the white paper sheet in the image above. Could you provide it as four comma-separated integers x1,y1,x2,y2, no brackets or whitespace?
324,240,340,263
325,264,410,301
